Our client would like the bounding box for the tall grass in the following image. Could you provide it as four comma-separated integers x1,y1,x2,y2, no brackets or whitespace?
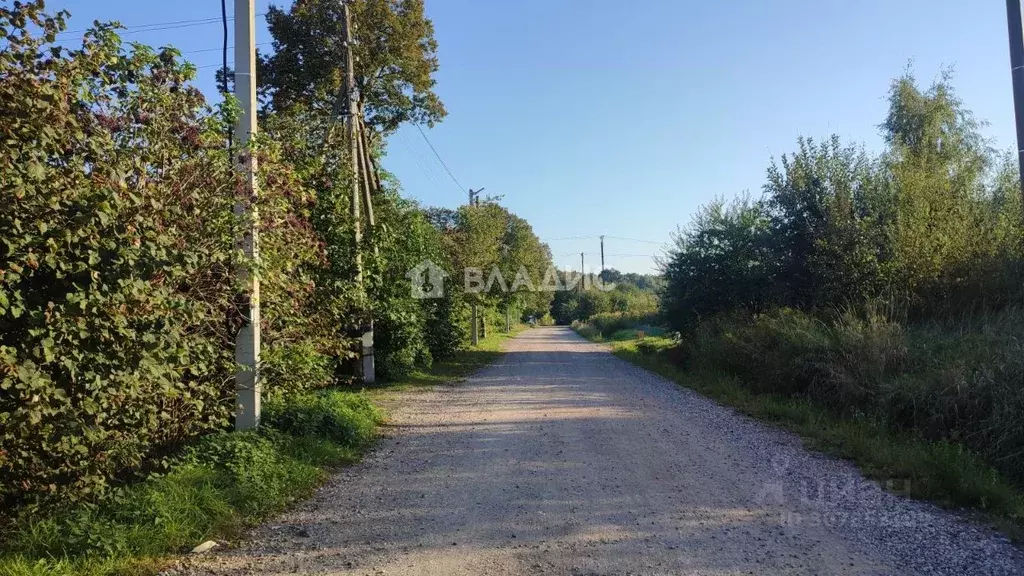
684,306,1024,488
571,311,663,342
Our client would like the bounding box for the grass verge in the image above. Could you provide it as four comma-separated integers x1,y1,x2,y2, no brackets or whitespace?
587,331,1024,541
0,391,382,576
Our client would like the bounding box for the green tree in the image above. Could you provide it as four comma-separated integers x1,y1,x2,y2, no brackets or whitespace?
661,196,774,332
764,136,888,308
259,0,446,134
882,72,989,301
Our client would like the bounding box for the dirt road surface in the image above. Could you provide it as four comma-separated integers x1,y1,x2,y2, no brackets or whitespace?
178,327,1024,576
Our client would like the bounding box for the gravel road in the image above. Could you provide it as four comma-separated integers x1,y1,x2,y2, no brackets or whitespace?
178,326,1024,576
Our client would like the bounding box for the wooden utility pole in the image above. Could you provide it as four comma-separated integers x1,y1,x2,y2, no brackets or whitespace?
600,235,605,273
341,1,375,383
342,2,361,280
580,252,585,292
234,0,261,430
1007,0,1024,203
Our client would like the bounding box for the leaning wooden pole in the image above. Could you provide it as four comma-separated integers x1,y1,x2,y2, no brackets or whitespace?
356,118,376,234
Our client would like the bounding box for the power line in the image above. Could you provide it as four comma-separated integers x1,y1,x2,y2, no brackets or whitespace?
184,41,270,55
396,129,452,198
58,13,267,38
605,235,663,245
560,252,657,258
545,235,664,245
413,123,465,194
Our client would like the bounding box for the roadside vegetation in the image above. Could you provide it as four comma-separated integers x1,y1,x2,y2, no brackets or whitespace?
553,269,663,341
567,70,1024,536
367,325,524,395
1,390,381,576
1,1,547,573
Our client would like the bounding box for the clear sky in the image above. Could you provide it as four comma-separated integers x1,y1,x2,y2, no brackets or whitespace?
50,0,1017,273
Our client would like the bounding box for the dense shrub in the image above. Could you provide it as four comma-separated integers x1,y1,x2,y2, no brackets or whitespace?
0,7,240,511
655,70,1024,486
0,3,352,514
0,0,552,525
552,270,661,326
697,309,905,407
262,390,381,448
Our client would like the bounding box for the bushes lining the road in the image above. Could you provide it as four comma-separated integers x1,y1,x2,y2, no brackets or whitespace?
0,4,365,514
0,390,381,576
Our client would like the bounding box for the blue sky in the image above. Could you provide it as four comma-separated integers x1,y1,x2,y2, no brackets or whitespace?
51,0,1016,273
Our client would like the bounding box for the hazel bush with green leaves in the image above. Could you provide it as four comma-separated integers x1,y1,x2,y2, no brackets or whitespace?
0,1,356,516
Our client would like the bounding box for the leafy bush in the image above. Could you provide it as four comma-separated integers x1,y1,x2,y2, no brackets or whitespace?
661,75,1024,334
0,2,356,515
653,70,1024,488
571,321,602,341
635,336,677,357
263,390,381,448
0,5,239,511
261,342,335,400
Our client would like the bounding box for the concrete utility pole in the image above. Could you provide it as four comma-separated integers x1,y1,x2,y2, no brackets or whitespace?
600,235,605,273
234,0,261,430
1008,0,1024,203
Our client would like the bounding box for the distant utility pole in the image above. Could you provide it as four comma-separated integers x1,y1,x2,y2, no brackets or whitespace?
341,0,375,383
468,188,484,346
234,0,261,430
599,235,605,273
580,252,585,292
1007,0,1024,202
